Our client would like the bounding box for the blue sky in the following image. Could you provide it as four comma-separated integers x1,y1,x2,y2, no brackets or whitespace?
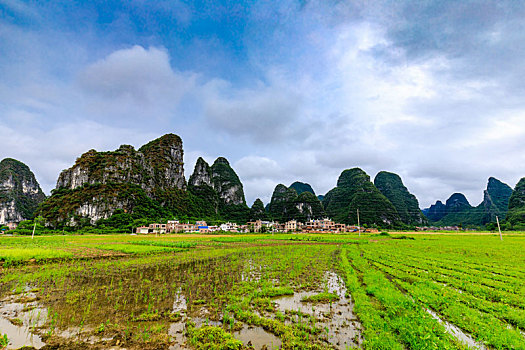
1,0,525,208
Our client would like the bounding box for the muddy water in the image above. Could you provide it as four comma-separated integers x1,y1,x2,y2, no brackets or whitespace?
234,325,282,349
0,249,358,349
273,271,363,349
1,255,247,349
0,293,47,349
425,308,487,350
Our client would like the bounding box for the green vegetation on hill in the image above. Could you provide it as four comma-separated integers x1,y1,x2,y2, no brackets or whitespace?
39,183,189,228
0,158,46,221
289,181,315,196
268,184,299,222
188,157,250,223
427,178,513,227
294,191,325,222
374,171,426,225
323,168,401,227
506,177,525,229
250,198,268,221
268,183,325,223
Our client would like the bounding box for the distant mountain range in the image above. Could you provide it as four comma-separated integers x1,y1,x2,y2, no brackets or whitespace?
423,178,513,226
1,133,525,229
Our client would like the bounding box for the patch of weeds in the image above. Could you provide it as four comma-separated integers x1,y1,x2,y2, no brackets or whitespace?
256,286,294,298
16,296,39,303
301,292,339,304
22,305,36,312
169,312,182,322
132,310,161,322
251,297,275,312
187,324,243,350
9,317,23,326
392,235,415,240
0,334,8,349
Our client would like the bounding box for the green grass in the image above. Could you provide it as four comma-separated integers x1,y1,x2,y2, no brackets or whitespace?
95,244,187,255
0,248,73,266
301,292,339,303
0,233,524,349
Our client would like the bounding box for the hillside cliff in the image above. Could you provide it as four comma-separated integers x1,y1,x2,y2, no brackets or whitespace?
0,158,46,223
374,171,426,225
268,183,324,222
323,168,400,226
57,134,186,193
188,157,249,222
506,177,525,226
289,182,315,196
425,178,512,226
40,134,189,225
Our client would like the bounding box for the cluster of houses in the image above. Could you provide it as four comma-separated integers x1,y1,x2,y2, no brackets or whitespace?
415,226,465,231
0,222,18,233
135,218,378,234
135,220,240,234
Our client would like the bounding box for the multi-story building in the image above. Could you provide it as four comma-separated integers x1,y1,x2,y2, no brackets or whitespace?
166,220,179,233
284,220,297,232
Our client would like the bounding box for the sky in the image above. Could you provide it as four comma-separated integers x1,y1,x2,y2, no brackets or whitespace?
1,0,525,208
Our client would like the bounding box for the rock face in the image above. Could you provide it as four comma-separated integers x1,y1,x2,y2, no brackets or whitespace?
424,178,513,226
480,177,513,222
57,134,186,193
374,171,426,225
268,184,324,222
506,177,525,226
40,134,190,225
188,157,212,187
210,157,246,206
294,191,325,222
188,157,249,221
323,168,400,226
0,158,46,223
289,182,315,196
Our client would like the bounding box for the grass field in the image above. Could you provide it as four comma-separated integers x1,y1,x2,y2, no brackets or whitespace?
0,232,524,349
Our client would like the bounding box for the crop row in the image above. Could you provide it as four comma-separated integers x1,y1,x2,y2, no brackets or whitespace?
339,245,464,350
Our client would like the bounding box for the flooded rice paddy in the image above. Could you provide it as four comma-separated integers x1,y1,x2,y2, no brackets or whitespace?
1,234,525,349
0,244,363,349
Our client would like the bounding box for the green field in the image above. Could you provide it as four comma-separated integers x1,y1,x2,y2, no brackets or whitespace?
0,232,524,349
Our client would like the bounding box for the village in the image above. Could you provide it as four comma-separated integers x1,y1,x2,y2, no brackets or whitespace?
135,218,378,234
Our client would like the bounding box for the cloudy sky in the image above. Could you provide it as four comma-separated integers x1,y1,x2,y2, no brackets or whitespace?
1,0,525,208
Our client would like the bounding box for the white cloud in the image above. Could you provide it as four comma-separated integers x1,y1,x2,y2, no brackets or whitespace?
202,80,302,143
234,156,283,181
78,45,196,121
0,120,158,194
2,2,525,214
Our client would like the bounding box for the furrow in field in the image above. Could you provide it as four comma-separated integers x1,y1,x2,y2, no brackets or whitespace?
370,258,525,329
367,248,524,294
367,244,525,283
368,259,525,349
342,246,463,350
368,242,525,280
364,251,525,310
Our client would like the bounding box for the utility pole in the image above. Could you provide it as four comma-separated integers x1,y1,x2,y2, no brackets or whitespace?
496,216,503,241
31,221,36,240
357,209,361,237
